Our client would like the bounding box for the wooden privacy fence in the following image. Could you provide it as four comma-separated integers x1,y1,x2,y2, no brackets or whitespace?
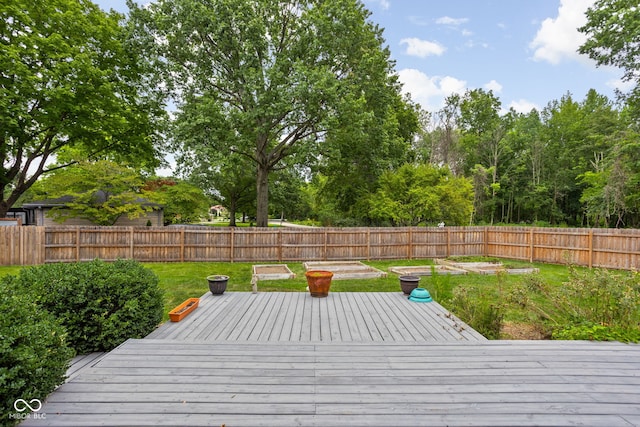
1,226,639,269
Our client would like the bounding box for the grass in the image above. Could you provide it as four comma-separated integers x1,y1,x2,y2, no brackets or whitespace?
2,258,638,340
0,258,567,321
141,258,570,325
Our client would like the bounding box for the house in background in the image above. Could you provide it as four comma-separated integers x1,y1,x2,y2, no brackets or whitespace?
210,205,228,218
12,194,164,226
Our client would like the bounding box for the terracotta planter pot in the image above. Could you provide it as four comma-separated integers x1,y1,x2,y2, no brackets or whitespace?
305,270,334,298
207,275,229,295
169,298,200,322
399,275,421,295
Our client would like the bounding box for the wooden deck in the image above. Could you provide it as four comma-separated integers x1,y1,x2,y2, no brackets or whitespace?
146,291,486,342
23,292,640,427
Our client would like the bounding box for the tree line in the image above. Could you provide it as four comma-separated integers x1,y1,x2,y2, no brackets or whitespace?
2,0,639,228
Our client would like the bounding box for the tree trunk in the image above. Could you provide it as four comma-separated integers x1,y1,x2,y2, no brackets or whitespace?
256,163,269,227
228,199,237,227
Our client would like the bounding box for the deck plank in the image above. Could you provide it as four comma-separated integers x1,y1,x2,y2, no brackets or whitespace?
29,339,640,427
26,293,640,427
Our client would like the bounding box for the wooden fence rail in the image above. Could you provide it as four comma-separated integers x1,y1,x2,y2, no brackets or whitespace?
1,226,639,270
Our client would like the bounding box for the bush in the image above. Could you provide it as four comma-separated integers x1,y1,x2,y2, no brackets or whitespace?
548,266,640,342
0,278,73,425
14,259,164,353
449,287,504,340
553,322,640,342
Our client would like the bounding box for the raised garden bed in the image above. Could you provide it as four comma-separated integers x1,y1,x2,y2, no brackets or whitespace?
388,265,467,276
303,261,387,280
436,259,539,275
252,264,296,280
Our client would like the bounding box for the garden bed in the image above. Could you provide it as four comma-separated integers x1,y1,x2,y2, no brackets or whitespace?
303,261,387,280
436,259,539,275
388,265,467,276
252,264,296,280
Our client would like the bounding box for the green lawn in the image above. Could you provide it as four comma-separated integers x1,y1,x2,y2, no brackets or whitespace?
3,259,637,340
1,258,555,319
141,258,570,327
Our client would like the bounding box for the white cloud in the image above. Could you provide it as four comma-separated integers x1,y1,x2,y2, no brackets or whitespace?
366,0,390,10
529,0,595,64
509,99,540,114
436,16,469,26
484,80,503,93
400,37,446,58
398,68,467,111
606,77,635,92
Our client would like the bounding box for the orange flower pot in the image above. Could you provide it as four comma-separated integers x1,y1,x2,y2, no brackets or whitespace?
169,298,200,322
305,270,334,298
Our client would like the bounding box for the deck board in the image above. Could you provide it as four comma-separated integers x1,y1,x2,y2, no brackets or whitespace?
32,339,640,427
29,292,640,427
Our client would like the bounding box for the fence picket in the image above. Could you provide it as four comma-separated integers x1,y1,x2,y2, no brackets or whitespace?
1,225,639,269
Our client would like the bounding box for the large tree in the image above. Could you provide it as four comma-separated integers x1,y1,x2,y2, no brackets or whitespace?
134,0,414,226
579,0,640,120
0,0,165,218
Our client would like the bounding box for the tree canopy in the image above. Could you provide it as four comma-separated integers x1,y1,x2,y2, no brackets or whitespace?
579,0,640,120
27,161,158,225
0,0,165,218
133,0,417,226
367,164,473,227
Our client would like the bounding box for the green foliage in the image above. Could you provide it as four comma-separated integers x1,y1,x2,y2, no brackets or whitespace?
579,0,640,120
367,163,473,226
144,178,210,224
548,266,640,339
0,0,164,217
28,161,159,225
0,278,73,424
449,287,504,339
12,260,163,353
135,0,418,227
553,322,640,342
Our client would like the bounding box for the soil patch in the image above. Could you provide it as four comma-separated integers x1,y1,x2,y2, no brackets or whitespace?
501,322,550,340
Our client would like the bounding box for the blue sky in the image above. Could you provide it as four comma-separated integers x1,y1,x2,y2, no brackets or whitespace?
95,0,626,115
362,0,628,114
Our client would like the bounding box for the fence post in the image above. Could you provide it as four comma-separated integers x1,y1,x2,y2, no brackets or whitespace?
180,228,185,262
367,228,371,260
588,229,593,268
130,227,134,259
323,229,328,261
230,227,235,262
37,227,45,265
484,227,488,257
76,227,81,262
446,228,451,258
529,228,534,263
408,227,412,260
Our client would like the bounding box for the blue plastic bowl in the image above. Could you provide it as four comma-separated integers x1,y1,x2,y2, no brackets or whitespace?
408,287,433,303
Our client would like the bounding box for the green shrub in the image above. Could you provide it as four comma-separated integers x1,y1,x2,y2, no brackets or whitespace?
547,267,640,342
0,278,73,425
553,266,640,328
449,287,504,340
552,322,640,342
15,259,164,353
